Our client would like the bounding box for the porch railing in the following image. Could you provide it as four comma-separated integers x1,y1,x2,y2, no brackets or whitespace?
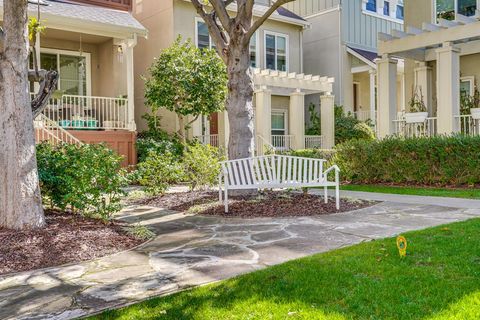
195,134,219,148
305,135,323,149
34,114,83,145
455,115,480,136
35,94,129,130
393,117,437,138
271,135,294,151
256,135,275,156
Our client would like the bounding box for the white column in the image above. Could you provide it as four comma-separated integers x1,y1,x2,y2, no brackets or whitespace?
255,87,272,144
414,62,433,115
223,111,230,148
125,37,136,131
436,42,460,134
289,89,305,150
369,69,376,123
320,93,335,149
191,117,202,137
376,55,398,138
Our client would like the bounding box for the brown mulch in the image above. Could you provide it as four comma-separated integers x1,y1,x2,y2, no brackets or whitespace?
136,191,377,218
0,210,145,275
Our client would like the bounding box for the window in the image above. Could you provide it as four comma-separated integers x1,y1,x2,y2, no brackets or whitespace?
383,1,390,15
396,0,404,19
38,50,90,96
271,111,286,136
366,0,377,12
436,0,477,21
460,77,475,97
265,32,288,71
196,19,257,67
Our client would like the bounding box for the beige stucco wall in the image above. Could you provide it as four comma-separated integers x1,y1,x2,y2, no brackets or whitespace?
133,0,176,133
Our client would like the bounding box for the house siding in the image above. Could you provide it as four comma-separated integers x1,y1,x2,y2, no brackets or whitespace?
284,0,340,17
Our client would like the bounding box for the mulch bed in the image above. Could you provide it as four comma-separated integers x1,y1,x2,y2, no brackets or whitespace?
0,210,145,275
135,191,376,218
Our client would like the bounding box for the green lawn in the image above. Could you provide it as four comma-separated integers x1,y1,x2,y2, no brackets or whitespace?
340,184,480,200
92,219,480,320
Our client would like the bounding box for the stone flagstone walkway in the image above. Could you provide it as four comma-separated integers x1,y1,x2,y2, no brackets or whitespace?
1,196,480,320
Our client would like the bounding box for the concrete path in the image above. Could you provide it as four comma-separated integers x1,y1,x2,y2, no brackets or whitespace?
1,199,480,320
321,189,480,209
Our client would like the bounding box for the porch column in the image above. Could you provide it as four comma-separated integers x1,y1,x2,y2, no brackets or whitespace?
414,62,433,115
255,86,272,145
289,89,305,150
125,38,136,131
223,111,230,149
436,42,460,134
33,33,41,93
320,93,335,149
369,69,376,124
376,55,398,138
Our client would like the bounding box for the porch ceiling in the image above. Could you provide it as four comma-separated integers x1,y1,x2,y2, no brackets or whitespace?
253,68,334,95
43,28,110,44
378,14,480,61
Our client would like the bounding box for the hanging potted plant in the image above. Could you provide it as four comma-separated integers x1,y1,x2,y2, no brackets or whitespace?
405,87,428,124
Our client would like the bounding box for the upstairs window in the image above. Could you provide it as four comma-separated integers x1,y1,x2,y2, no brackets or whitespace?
396,0,404,19
249,35,257,68
265,32,288,71
383,1,390,15
366,0,377,12
436,0,477,21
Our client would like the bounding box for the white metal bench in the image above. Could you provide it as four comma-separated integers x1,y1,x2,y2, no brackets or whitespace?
218,155,340,213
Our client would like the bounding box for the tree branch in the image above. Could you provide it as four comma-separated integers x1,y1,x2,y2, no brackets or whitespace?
0,28,4,53
191,0,229,62
208,0,233,33
245,0,296,41
31,70,59,118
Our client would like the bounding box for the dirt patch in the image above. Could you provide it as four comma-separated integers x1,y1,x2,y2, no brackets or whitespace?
0,210,145,275
136,191,377,218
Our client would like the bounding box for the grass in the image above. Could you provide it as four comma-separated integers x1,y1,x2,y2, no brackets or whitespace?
91,218,480,320
339,184,480,200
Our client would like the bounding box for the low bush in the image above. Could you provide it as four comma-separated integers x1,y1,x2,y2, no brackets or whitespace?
335,106,376,144
136,151,184,195
334,135,480,186
281,149,336,162
36,143,127,220
182,143,225,190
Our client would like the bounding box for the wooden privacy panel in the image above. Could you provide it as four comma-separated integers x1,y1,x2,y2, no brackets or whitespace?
69,0,132,11
68,130,137,167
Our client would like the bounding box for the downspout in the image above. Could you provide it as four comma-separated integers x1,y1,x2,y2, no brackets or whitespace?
338,2,343,105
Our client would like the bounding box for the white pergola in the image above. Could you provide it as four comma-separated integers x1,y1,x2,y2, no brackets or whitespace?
376,14,480,137
251,68,335,149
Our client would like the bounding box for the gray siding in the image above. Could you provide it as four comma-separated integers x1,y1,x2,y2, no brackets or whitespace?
284,0,340,17
341,0,403,50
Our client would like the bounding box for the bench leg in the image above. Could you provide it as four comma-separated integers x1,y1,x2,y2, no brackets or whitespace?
218,176,222,203
324,186,328,204
224,188,229,213
335,171,340,210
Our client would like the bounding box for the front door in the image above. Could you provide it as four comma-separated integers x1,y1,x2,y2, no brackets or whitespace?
209,112,219,135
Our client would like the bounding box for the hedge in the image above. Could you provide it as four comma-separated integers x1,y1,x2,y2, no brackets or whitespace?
334,135,480,186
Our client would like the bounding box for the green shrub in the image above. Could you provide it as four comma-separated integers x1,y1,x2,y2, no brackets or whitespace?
334,135,480,186
36,143,127,220
182,143,225,190
137,151,184,195
335,106,375,144
281,149,337,162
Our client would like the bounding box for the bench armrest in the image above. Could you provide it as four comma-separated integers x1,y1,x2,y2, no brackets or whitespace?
323,165,340,176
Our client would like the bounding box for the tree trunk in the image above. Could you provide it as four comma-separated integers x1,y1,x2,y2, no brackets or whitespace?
0,0,45,229
178,115,187,143
227,46,255,160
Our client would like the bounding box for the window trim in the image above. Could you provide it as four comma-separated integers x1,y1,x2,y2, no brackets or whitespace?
194,17,214,49
249,31,260,69
460,76,475,96
264,30,289,72
40,47,92,96
271,109,288,135
362,0,404,24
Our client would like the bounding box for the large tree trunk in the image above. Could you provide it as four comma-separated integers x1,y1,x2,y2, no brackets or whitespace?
0,0,45,229
227,46,255,160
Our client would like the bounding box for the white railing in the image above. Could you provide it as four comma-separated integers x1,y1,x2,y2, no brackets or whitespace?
256,135,275,156
354,110,376,122
34,114,83,145
271,135,294,151
455,115,480,136
34,94,129,130
305,135,323,149
393,117,437,138
195,134,219,147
